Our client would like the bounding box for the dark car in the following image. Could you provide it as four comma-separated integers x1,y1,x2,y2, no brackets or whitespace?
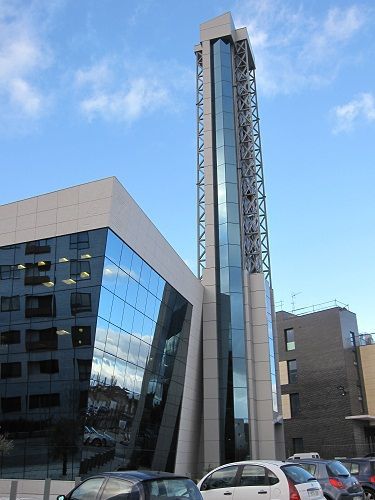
293,459,364,500
341,458,375,500
56,471,203,500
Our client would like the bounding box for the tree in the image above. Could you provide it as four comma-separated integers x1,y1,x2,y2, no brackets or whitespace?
49,419,80,476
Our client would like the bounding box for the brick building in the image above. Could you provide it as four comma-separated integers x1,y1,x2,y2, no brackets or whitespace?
276,306,374,458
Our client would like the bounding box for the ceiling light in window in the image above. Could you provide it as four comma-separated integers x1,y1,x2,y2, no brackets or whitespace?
56,329,70,336
80,271,90,278
37,261,46,266
62,278,76,285
59,257,69,263
81,254,92,259
42,281,55,288
17,264,26,269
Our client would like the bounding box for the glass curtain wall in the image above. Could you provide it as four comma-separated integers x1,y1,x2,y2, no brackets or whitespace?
0,228,192,479
86,230,192,474
0,229,106,479
212,38,250,462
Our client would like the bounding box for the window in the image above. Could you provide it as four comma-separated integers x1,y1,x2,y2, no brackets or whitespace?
24,261,51,285
1,362,21,378
0,265,19,279
70,232,89,249
70,260,91,280
299,463,316,476
25,295,55,317
342,462,360,475
201,465,238,490
77,359,92,381
29,393,60,409
26,328,58,351
292,437,304,454
25,240,51,255
290,393,300,417
239,465,267,486
71,293,92,314
1,396,21,413
72,326,91,347
285,328,295,350
28,360,59,375
79,390,88,409
288,360,297,384
350,331,357,347
0,330,20,345
1,295,20,312
68,478,105,499
101,478,134,500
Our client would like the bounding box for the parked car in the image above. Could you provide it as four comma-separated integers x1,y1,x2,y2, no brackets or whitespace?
84,426,114,447
197,460,325,500
57,470,203,500
288,452,321,460
294,459,364,500
340,458,375,500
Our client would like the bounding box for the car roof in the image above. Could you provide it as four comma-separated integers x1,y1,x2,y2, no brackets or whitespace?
291,459,337,464
343,458,375,462
211,460,293,468
100,471,189,482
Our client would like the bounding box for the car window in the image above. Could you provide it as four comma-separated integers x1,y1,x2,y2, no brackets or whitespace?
201,466,238,490
268,470,279,485
327,461,350,477
342,462,360,476
144,478,202,500
70,478,105,500
101,478,136,500
239,465,268,487
281,465,315,484
298,463,317,476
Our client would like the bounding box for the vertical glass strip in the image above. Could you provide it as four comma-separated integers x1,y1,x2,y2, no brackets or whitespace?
213,39,250,462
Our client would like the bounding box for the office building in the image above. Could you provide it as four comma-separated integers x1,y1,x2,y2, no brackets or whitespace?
0,178,203,479
277,306,374,458
195,12,284,468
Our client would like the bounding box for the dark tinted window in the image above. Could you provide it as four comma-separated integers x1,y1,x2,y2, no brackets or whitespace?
0,329,20,344
1,362,21,378
72,326,91,347
327,461,350,477
201,466,238,490
290,393,300,417
239,465,267,486
281,465,315,484
288,360,297,383
70,232,89,249
1,396,21,412
1,295,20,311
29,393,60,409
293,437,304,453
71,293,92,314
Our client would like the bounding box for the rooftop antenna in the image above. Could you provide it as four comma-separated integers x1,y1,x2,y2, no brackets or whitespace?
291,291,302,312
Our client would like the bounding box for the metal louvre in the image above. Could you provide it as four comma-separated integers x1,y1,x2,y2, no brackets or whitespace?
196,50,206,279
234,39,271,283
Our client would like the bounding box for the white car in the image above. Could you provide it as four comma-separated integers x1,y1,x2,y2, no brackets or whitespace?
197,460,325,500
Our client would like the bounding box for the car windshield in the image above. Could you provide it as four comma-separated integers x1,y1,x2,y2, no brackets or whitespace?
281,465,316,484
143,478,202,500
327,461,350,477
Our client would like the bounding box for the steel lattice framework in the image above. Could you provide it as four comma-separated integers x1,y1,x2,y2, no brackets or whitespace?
196,50,206,279
234,40,272,283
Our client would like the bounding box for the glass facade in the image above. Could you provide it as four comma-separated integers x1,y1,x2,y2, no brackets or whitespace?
213,38,250,462
0,229,192,479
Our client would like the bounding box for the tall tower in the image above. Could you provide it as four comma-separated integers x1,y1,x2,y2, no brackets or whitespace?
195,13,284,468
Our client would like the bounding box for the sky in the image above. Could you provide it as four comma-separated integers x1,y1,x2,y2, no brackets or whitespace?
0,0,374,332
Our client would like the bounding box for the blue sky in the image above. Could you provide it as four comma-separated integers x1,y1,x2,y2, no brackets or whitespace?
0,0,374,332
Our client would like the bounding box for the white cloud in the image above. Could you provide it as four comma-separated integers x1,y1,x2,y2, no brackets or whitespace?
234,1,366,95
332,93,375,133
75,58,192,123
0,0,53,121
